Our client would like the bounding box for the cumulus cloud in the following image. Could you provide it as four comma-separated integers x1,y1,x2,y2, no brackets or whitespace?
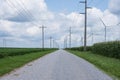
26,26,40,36
0,0,53,22
0,0,119,48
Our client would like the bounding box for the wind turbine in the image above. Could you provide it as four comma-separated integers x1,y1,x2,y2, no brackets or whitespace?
99,18,107,42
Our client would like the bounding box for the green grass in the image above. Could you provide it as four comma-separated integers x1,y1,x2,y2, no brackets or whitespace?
67,50,120,79
0,50,56,76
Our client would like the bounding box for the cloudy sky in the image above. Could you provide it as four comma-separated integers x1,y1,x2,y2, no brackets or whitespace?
0,0,120,48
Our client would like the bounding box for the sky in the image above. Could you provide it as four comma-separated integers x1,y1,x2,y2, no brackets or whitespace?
0,0,120,48
45,0,109,12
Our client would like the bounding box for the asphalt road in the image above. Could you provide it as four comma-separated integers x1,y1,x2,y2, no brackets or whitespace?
0,50,113,80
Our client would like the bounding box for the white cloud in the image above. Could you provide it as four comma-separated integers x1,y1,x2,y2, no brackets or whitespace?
102,10,119,26
26,26,40,36
0,20,13,32
0,0,119,48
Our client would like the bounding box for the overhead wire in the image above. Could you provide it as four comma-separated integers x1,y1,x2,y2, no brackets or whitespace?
14,0,35,21
11,0,39,26
19,0,47,20
6,0,42,26
5,0,28,21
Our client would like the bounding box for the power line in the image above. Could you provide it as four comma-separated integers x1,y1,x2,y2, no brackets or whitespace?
14,0,37,24
6,0,29,18
6,0,29,20
16,0,46,25
14,1,40,26
15,0,34,19
6,0,39,26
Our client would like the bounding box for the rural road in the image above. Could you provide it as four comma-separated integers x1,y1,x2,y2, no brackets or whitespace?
0,50,113,80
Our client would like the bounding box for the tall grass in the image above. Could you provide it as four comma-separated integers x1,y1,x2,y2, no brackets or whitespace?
92,41,120,59
66,46,92,51
66,41,120,59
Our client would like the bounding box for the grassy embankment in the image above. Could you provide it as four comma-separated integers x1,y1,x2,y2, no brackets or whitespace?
67,50,120,79
0,48,56,76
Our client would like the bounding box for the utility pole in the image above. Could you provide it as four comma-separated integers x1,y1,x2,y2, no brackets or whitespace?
80,0,91,51
80,0,87,51
50,36,52,48
84,0,87,51
39,25,46,50
69,27,72,49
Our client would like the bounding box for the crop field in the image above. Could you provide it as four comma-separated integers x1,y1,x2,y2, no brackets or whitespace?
0,48,56,58
66,41,120,59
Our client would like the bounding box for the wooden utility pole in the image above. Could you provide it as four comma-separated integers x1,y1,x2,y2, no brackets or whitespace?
80,0,91,51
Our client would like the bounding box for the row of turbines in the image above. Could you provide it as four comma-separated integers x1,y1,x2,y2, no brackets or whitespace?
64,24,120,50
63,0,120,51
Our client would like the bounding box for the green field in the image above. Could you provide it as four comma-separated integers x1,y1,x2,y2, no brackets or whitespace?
67,50,120,80
0,48,56,58
0,48,56,76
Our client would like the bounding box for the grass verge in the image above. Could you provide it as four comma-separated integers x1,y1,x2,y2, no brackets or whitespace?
67,50,120,80
0,50,56,76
